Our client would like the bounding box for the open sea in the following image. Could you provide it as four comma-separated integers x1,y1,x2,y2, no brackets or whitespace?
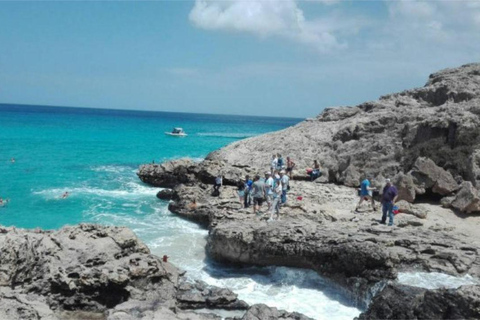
0,103,359,319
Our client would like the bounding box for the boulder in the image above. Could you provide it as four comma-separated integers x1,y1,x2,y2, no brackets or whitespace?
451,181,480,213
393,173,416,203
410,157,458,196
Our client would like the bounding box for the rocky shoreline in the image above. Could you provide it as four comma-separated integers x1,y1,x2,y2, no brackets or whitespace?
0,224,313,320
138,63,480,319
3,63,480,319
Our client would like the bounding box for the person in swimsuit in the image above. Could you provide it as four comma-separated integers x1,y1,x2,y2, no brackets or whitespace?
286,157,296,179
62,192,69,199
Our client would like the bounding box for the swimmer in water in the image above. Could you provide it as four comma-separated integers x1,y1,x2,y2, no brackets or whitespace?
11,158,15,163
62,192,69,199
0,198,9,207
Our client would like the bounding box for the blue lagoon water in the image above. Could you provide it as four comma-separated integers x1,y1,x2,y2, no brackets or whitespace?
0,104,360,319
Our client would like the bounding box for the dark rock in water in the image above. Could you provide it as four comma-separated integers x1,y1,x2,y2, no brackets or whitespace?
157,188,179,201
357,283,480,320
137,158,196,188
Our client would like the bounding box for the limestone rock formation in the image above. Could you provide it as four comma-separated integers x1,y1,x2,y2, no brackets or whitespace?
206,63,480,209
0,224,258,320
357,284,480,320
138,158,196,188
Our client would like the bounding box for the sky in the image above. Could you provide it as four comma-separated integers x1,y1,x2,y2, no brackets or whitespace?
0,1,479,118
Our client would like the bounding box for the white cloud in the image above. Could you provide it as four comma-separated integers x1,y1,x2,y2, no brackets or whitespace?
189,0,351,52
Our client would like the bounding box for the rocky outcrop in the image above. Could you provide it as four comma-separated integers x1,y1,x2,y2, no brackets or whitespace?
138,158,196,188
206,63,480,209
0,224,260,320
136,63,480,319
357,283,480,319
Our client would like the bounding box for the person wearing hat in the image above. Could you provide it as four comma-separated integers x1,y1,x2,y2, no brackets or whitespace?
381,178,398,226
264,171,274,210
280,170,289,204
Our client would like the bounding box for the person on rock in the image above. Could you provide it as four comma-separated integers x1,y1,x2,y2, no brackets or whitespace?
270,154,278,175
269,175,283,221
380,179,398,226
213,174,223,194
309,160,321,181
244,175,253,208
355,175,377,213
280,170,289,204
251,175,265,216
264,171,274,210
237,181,246,208
286,156,296,179
277,154,284,171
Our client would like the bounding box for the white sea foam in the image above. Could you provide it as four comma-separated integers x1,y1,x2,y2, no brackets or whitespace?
398,272,480,289
33,183,160,199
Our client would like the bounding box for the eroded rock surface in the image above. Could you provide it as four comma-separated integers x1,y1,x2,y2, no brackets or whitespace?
0,224,253,320
206,63,480,207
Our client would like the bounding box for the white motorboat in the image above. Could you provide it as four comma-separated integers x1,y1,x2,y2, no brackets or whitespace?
165,127,187,137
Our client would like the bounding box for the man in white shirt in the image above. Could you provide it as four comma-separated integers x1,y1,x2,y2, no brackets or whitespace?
264,172,274,210
270,154,278,175
280,170,289,204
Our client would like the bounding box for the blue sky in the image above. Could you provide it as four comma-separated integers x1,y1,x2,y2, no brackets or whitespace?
0,1,479,118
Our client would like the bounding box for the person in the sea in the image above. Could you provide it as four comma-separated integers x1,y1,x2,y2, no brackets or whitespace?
62,192,69,199
213,174,223,193
280,170,289,204
251,175,265,216
11,158,15,163
355,175,377,212
380,178,398,226
269,175,283,221
309,160,321,181
270,154,278,175
286,157,296,179
244,175,253,208
277,154,284,171
264,171,274,210
237,181,246,208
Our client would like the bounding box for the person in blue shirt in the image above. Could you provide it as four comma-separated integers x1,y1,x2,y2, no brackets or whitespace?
244,175,253,208
355,175,377,212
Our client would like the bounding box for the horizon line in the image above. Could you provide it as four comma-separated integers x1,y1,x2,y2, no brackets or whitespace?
0,102,306,120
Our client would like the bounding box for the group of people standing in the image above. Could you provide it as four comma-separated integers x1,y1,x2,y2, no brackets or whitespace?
237,170,289,221
355,176,398,226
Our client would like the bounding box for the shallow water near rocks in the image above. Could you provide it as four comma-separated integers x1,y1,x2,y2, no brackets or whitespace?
0,105,361,319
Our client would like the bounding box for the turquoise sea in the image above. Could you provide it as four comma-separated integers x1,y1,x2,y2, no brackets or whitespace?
0,104,361,320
